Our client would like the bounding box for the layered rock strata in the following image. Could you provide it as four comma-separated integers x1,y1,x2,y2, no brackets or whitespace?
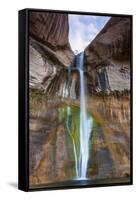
29,12,74,92
85,17,131,94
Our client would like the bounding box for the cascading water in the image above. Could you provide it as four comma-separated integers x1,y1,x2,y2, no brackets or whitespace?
76,52,93,179
59,52,93,179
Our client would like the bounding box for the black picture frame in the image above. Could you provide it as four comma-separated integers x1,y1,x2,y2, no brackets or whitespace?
18,8,133,192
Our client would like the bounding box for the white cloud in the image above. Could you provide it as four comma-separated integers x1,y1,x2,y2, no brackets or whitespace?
68,14,109,53
87,23,99,34
70,32,89,54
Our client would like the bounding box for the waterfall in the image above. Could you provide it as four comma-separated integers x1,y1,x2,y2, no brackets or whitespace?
59,52,93,179
76,52,93,179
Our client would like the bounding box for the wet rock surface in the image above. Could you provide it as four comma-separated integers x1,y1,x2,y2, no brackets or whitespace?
29,95,130,186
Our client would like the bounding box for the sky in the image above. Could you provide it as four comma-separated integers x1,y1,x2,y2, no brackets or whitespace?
69,14,110,53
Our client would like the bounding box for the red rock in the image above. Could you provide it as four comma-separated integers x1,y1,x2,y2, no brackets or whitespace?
85,17,131,66
30,12,71,50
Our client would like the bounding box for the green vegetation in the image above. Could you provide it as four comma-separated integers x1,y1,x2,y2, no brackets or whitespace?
59,107,80,155
58,105,95,177
30,88,46,99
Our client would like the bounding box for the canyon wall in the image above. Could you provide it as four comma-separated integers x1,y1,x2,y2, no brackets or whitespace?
29,14,131,97
29,12,74,92
85,17,131,94
29,95,130,186
29,14,131,187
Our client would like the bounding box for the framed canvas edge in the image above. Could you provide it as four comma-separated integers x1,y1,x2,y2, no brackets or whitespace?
18,9,29,192
18,8,133,192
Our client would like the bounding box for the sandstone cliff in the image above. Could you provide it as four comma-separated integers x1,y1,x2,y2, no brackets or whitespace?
28,14,131,187
29,12,74,91
85,17,131,93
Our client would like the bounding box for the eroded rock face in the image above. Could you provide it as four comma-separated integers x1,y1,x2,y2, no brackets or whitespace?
29,14,131,187
29,96,130,186
85,17,131,93
30,12,69,49
29,12,74,91
29,39,57,90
